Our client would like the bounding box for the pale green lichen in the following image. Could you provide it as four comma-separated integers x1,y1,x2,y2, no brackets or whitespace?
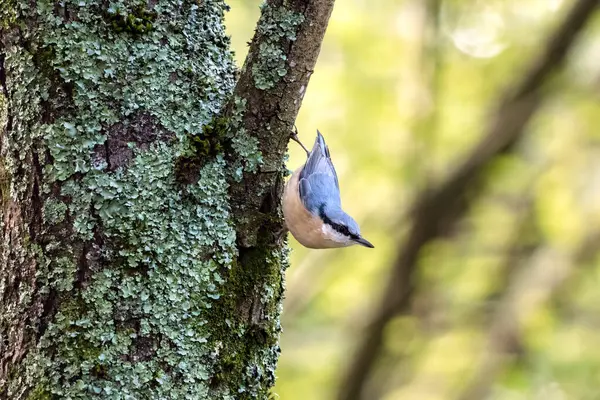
1,0,286,398
251,3,304,90
227,97,263,180
175,95,262,184
0,0,17,28
42,198,68,225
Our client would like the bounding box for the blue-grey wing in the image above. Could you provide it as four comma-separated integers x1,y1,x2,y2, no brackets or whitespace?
299,131,341,213
299,172,341,213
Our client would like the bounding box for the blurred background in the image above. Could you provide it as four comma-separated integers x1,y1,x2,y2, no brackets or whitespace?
226,1,600,399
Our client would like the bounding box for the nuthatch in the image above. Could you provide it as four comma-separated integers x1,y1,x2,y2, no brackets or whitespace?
283,129,374,249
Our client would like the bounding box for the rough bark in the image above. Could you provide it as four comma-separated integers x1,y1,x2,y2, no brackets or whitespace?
337,1,599,399
0,0,333,398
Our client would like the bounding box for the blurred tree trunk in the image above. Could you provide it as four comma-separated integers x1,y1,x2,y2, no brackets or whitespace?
337,1,599,399
0,0,333,398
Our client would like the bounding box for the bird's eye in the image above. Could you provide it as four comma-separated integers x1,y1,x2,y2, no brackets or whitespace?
336,224,349,236
318,205,360,239
332,223,359,239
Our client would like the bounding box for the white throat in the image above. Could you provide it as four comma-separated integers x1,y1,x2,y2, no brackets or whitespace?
321,224,354,247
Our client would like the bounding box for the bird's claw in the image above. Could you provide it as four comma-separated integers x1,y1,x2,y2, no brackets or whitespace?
290,125,310,157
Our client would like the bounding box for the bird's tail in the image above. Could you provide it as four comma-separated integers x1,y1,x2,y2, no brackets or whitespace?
311,130,331,158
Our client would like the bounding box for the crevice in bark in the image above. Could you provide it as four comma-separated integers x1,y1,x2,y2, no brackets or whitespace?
29,148,43,241
37,290,57,340
105,112,174,171
0,52,13,148
75,218,104,290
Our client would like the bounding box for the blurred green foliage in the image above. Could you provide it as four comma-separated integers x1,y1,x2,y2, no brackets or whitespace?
226,1,600,399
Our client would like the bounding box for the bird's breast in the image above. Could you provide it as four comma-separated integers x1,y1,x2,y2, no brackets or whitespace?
283,168,350,249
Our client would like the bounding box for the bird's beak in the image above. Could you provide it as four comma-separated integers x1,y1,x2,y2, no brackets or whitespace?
355,236,374,248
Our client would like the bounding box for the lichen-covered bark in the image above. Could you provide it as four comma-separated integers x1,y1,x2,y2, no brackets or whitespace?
204,0,335,395
1,0,244,398
0,0,334,398
176,0,335,397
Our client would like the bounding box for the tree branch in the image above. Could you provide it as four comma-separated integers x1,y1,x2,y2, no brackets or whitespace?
456,229,600,400
226,0,336,248
201,1,336,392
337,2,599,399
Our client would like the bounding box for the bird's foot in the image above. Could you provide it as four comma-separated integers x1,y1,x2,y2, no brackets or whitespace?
290,125,310,157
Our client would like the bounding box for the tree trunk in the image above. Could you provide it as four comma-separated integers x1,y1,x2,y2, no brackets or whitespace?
337,1,599,399
0,0,333,398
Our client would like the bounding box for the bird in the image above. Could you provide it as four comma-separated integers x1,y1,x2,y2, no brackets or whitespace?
283,129,374,249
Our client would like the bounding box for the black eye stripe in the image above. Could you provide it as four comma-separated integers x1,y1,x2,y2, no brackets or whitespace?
318,204,359,239
318,204,332,225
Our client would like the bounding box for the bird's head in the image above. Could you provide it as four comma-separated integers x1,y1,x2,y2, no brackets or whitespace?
318,204,374,248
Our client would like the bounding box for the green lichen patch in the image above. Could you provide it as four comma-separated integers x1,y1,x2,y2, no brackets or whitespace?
0,0,17,29
226,97,263,180
42,197,67,225
175,96,262,185
175,116,229,184
17,150,241,399
251,3,304,90
106,4,158,35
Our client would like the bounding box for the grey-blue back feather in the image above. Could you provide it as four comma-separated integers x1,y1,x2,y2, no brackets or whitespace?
299,131,341,213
